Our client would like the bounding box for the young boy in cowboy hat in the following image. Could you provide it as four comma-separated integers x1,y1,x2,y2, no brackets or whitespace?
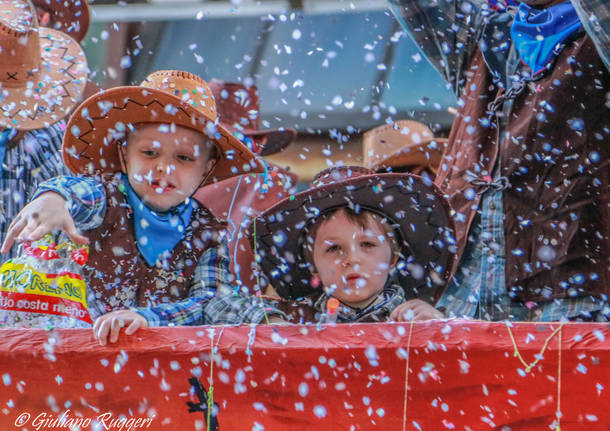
195,80,298,295
0,0,88,261
250,166,457,323
2,70,285,342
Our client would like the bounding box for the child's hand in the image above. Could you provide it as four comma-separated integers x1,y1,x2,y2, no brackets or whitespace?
93,310,148,346
1,192,88,254
390,299,444,321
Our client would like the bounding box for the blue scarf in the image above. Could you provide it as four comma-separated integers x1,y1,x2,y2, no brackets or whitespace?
120,175,195,266
511,1,583,77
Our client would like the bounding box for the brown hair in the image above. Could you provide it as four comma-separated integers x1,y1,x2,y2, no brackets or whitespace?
301,207,401,269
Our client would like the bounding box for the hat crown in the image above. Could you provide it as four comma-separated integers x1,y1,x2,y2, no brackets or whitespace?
209,80,261,132
0,0,42,82
311,166,375,188
362,120,436,170
140,70,218,122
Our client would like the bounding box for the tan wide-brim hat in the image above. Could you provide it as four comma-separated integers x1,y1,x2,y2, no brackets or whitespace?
363,120,448,173
62,70,264,184
33,0,90,43
0,0,88,131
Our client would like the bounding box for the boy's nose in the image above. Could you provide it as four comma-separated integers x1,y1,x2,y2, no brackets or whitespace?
155,161,172,174
341,247,361,267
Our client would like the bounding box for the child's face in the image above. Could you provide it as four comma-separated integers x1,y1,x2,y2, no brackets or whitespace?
122,124,216,212
312,210,395,309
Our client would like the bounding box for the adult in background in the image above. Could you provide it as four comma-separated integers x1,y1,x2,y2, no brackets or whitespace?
195,80,298,295
390,0,609,320
0,0,88,260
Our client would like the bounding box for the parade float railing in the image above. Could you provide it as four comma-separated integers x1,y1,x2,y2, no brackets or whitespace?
1,321,608,430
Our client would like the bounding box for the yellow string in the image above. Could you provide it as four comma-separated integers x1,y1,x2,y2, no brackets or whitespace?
207,335,214,431
402,319,415,431
555,326,562,431
505,322,564,430
505,322,563,372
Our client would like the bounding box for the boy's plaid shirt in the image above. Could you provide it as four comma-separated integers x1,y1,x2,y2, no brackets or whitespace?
36,174,284,326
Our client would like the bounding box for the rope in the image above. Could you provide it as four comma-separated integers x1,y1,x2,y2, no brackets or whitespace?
206,327,224,431
402,319,415,431
505,322,564,430
555,326,562,431
505,322,563,372
207,334,214,431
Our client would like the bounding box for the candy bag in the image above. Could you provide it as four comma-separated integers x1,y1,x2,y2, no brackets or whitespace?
0,235,92,328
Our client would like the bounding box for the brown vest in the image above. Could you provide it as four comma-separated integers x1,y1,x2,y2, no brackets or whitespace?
436,36,610,302
84,175,227,315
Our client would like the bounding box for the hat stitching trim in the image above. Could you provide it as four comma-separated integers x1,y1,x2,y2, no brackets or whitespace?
69,98,252,175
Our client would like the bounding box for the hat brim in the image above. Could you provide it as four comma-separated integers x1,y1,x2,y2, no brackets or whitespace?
62,86,264,183
0,27,87,131
248,127,297,156
223,124,297,156
252,173,458,301
367,139,448,172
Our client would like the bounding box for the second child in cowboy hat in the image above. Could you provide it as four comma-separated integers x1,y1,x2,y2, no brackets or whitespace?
32,0,104,108
195,80,298,295
2,70,286,341
250,165,458,323
0,0,88,260
362,120,448,178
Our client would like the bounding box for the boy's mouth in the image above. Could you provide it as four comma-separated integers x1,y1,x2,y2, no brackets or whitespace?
345,273,364,282
151,179,176,193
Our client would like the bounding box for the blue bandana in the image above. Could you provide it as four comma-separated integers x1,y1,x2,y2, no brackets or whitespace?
511,1,583,77
120,175,195,266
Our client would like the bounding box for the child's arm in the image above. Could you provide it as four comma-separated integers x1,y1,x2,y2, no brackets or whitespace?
128,237,233,327
1,176,106,253
127,238,287,328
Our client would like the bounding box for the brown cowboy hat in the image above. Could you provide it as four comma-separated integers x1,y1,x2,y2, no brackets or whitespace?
33,0,90,43
363,120,448,173
62,70,264,183
251,166,458,301
209,80,297,156
0,0,88,131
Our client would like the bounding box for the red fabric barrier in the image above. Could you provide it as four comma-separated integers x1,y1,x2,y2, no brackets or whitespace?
1,321,609,430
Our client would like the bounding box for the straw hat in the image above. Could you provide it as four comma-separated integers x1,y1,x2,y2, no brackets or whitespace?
363,120,448,173
62,70,264,184
252,166,457,300
209,80,297,156
33,0,90,43
0,0,88,130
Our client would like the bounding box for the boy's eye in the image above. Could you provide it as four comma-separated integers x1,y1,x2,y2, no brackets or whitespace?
177,154,194,162
325,244,341,253
141,150,157,157
361,241,377,248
